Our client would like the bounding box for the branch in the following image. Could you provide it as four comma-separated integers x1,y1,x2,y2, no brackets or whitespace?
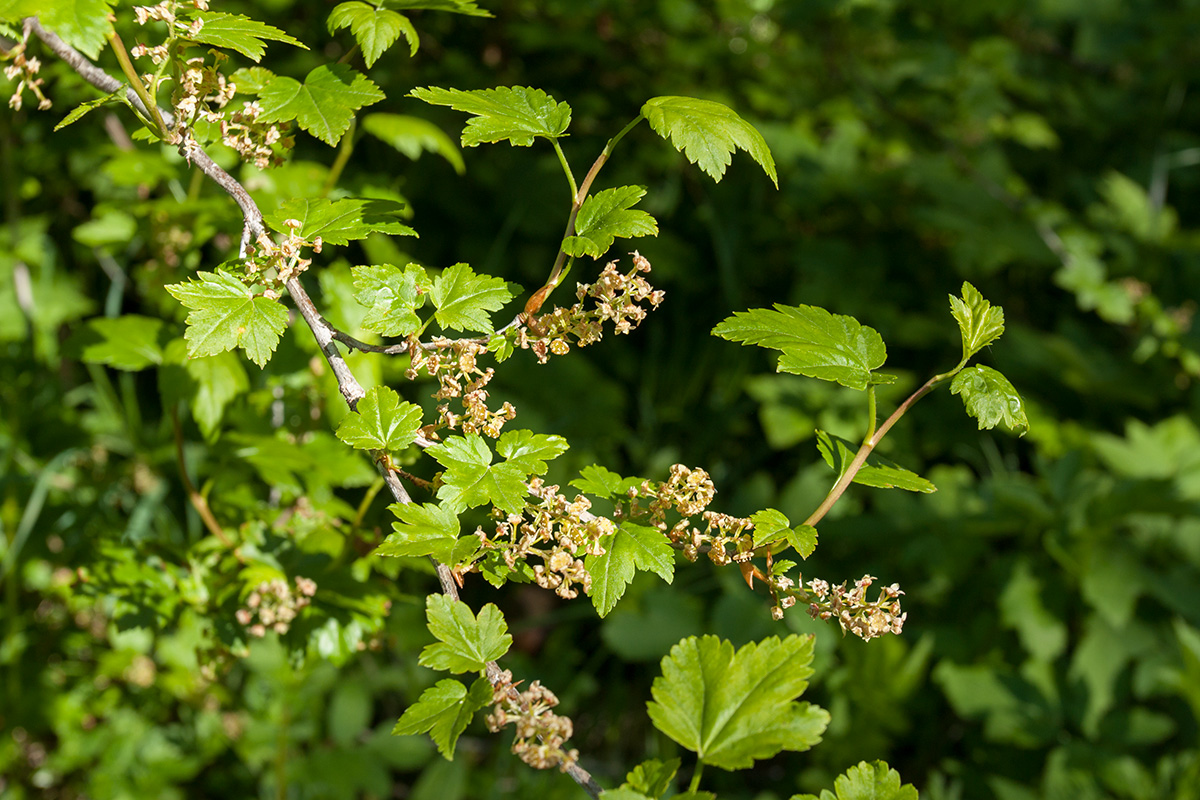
34,21,603,798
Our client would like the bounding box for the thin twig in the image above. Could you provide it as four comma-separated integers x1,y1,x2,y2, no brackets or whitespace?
171,408,240,555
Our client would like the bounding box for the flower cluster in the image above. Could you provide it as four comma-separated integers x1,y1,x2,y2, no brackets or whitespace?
486,670,579,772
131,1,208,63
4,44,50,111
408,340,516,438
235,576,317,637
519,252,665,363
220,100,293,169
475,477,613,599
244,218,323,293
801,574,906,641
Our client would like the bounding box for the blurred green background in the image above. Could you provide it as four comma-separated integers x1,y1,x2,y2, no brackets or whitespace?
3,0,1200,798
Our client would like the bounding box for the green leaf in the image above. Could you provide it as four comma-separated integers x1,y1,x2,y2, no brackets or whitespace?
789,760,919,800
328,2,416,65
377,501,479,564
258,64,384,146
749,509,817,558
429,263,514,334
622,758,681,798
362,113,465,173
188,12,306,62
496,429,569,475
647,635,829,770
641,96,777,187
950,365,1029,436
381,0,492,15
571,465,644,499
429,434,527,514
353,263,432,337
586,523,674,617
393,677,492,759
409,86,571,147
165,270,289,368
230,66,276,94
77,315,166,370
713,305,886,391
335,385,422,451
562,185,658,259
4,0,115,58
266,197,415,245
54,89,122,132
950,281,1005,362
419,595,512,673
160,344,249,440
815,431,937,493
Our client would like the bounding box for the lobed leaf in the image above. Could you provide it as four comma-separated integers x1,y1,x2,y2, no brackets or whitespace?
335,385,422,451
748,509,816,558
419,595,512,673
496,429,569,475
571,464,644,499
377,501,479,564
409,85,571,147
950,281,1005,362
158,342,249,440
258,64,384,146
713,305,886,390
562,185,658,259
586,523,675,617
622,758,681,798
188,12,306,62
328,2,417,65
393,677,492,759
381,0,492,15
950,365,1029,436
789,760,919,800
815,431,936,493
430,263,514,334
429,434,527,514
54,89,123,132
165,270,289,367
647,635,829,770
362,112,465,173
353,263,432,337
267,197,415,245
3,0,114,58
641,96,777,187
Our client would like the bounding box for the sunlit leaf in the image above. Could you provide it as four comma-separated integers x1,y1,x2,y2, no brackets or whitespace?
430,263,514,334
641,96,777,187
409,85,571,147
266,197,415,244
950,365,1029,436
419,595,512,673
165,270,288,367
258,64,384,146
587,523,674,617
335,385,422,451
188,12,306,62
393,677,492,758
562,185,658,259
353,263,432,337
328,2,416,65
429,434,527,513
950,282,1005,362
815,431,936,493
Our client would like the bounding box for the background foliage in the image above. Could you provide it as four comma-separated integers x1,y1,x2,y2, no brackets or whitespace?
3,1,1200,798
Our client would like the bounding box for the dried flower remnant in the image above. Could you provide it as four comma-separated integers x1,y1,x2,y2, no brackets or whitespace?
409,339,516,438
242,218,323,293
235,576,318,637
486,670,579,772
519,252,665,364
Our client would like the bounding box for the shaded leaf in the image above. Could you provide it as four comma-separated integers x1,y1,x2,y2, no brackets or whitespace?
430,263,514,333
258,64,384,146
622,758,681,799
419,595,512,673
381,0,492,15
713,304,886,390
586,523,674,617
54,89,122,131
267,197,415,245
815,431,936,493
335,385,422,451
647,635,829,770
165,270,288,367
362,112,465,173
409,85,571,147
950,281,1005,362
393,677,492,759
562,185,658,259
950,365,1029,436
328,2,416,65
189,12,306,62
641,96,777,187
353,263,432,337
77,315,166,370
